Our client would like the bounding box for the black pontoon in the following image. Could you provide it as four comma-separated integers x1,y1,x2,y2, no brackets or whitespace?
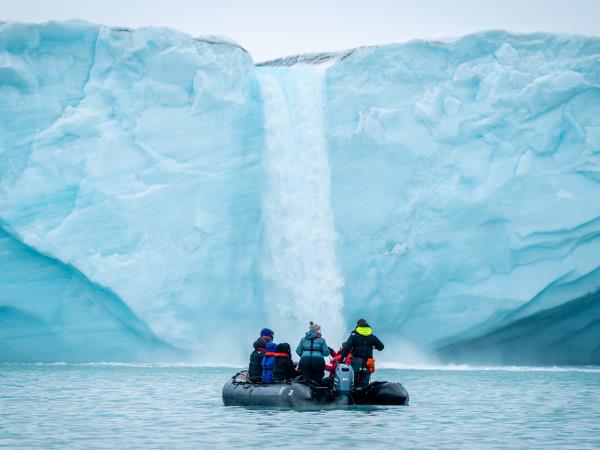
222,370,409,408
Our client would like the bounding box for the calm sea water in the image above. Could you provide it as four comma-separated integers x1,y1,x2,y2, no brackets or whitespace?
1,364,599,449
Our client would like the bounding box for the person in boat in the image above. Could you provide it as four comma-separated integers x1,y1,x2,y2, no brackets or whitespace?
261,341,278,382
248,328,275,382
325,345,349,378
341,319,384,387
321,346,341,387
324,346,340,376
272,343,298,382
296,321,330,384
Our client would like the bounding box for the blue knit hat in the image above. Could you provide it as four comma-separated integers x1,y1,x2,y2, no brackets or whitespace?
260,328,274,338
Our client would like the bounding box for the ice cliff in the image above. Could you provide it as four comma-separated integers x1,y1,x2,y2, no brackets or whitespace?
0,21,264,362
322,32,600,364
1,22,599,364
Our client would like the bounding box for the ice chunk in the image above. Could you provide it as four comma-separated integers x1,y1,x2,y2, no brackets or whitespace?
494,43,519,66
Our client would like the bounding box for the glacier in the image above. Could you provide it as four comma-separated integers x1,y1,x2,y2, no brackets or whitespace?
1,22,599,365
322,31,600,364
0,21,265,362
0,225,176,361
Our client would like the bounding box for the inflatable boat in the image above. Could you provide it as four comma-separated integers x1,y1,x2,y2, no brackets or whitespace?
222,371,409,408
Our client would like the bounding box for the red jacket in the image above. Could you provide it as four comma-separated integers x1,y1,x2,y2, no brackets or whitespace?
325,352,353,374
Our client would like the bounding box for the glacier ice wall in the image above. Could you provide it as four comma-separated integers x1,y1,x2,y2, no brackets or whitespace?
0,224,175,361
323,31,600,361
437,289,600,365
0,21,265,360
1,22,599,364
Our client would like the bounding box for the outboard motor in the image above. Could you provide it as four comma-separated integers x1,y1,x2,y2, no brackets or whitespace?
333,363,354,394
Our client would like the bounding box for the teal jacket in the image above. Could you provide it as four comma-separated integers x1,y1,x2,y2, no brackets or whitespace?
296,331,330,359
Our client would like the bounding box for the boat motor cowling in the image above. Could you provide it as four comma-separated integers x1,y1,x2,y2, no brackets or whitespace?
333,363,354,393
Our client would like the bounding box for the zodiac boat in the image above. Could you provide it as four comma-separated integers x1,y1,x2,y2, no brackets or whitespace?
222,370,409,407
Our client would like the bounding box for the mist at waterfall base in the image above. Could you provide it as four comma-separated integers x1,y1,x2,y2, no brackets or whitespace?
1,21,600,368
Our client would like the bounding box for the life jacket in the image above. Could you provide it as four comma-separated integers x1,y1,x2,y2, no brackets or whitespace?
261,343,278,382
299,332,326,357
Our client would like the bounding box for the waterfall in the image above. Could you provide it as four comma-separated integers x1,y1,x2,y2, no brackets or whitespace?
258,65,345,347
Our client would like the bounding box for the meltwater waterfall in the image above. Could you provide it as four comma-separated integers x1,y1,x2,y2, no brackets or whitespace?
258,66,345,345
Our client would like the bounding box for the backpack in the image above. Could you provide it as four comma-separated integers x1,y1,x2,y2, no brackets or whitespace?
261,343,278,382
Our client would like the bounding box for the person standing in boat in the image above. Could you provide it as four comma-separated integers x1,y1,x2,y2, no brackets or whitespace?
296,321,330,384
341,319,384,387
248,328,275,382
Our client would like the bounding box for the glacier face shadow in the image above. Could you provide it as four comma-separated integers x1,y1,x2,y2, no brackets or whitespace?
437,289,600,365
0,225,178,362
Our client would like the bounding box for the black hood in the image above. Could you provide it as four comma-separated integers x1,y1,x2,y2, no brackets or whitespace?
276,343,291,355
253,338,267,349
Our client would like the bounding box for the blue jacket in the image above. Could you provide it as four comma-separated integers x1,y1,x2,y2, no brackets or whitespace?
261,342,278,382
296,331,330,359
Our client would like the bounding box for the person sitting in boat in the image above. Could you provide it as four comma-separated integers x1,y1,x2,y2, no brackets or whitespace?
296,321,330,384
341,319,384,387
325,345,348,378
272,343,298,382
261,342,278,382
325,346,339,375
248,328,275,382
320,346,341,387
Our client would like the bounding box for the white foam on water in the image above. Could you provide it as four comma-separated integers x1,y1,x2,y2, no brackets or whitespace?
379,362,600,373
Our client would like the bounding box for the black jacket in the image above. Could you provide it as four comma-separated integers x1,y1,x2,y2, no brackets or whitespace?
272,343,297,382
341,330,384,361
248,338,268,381
272,355,297,382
